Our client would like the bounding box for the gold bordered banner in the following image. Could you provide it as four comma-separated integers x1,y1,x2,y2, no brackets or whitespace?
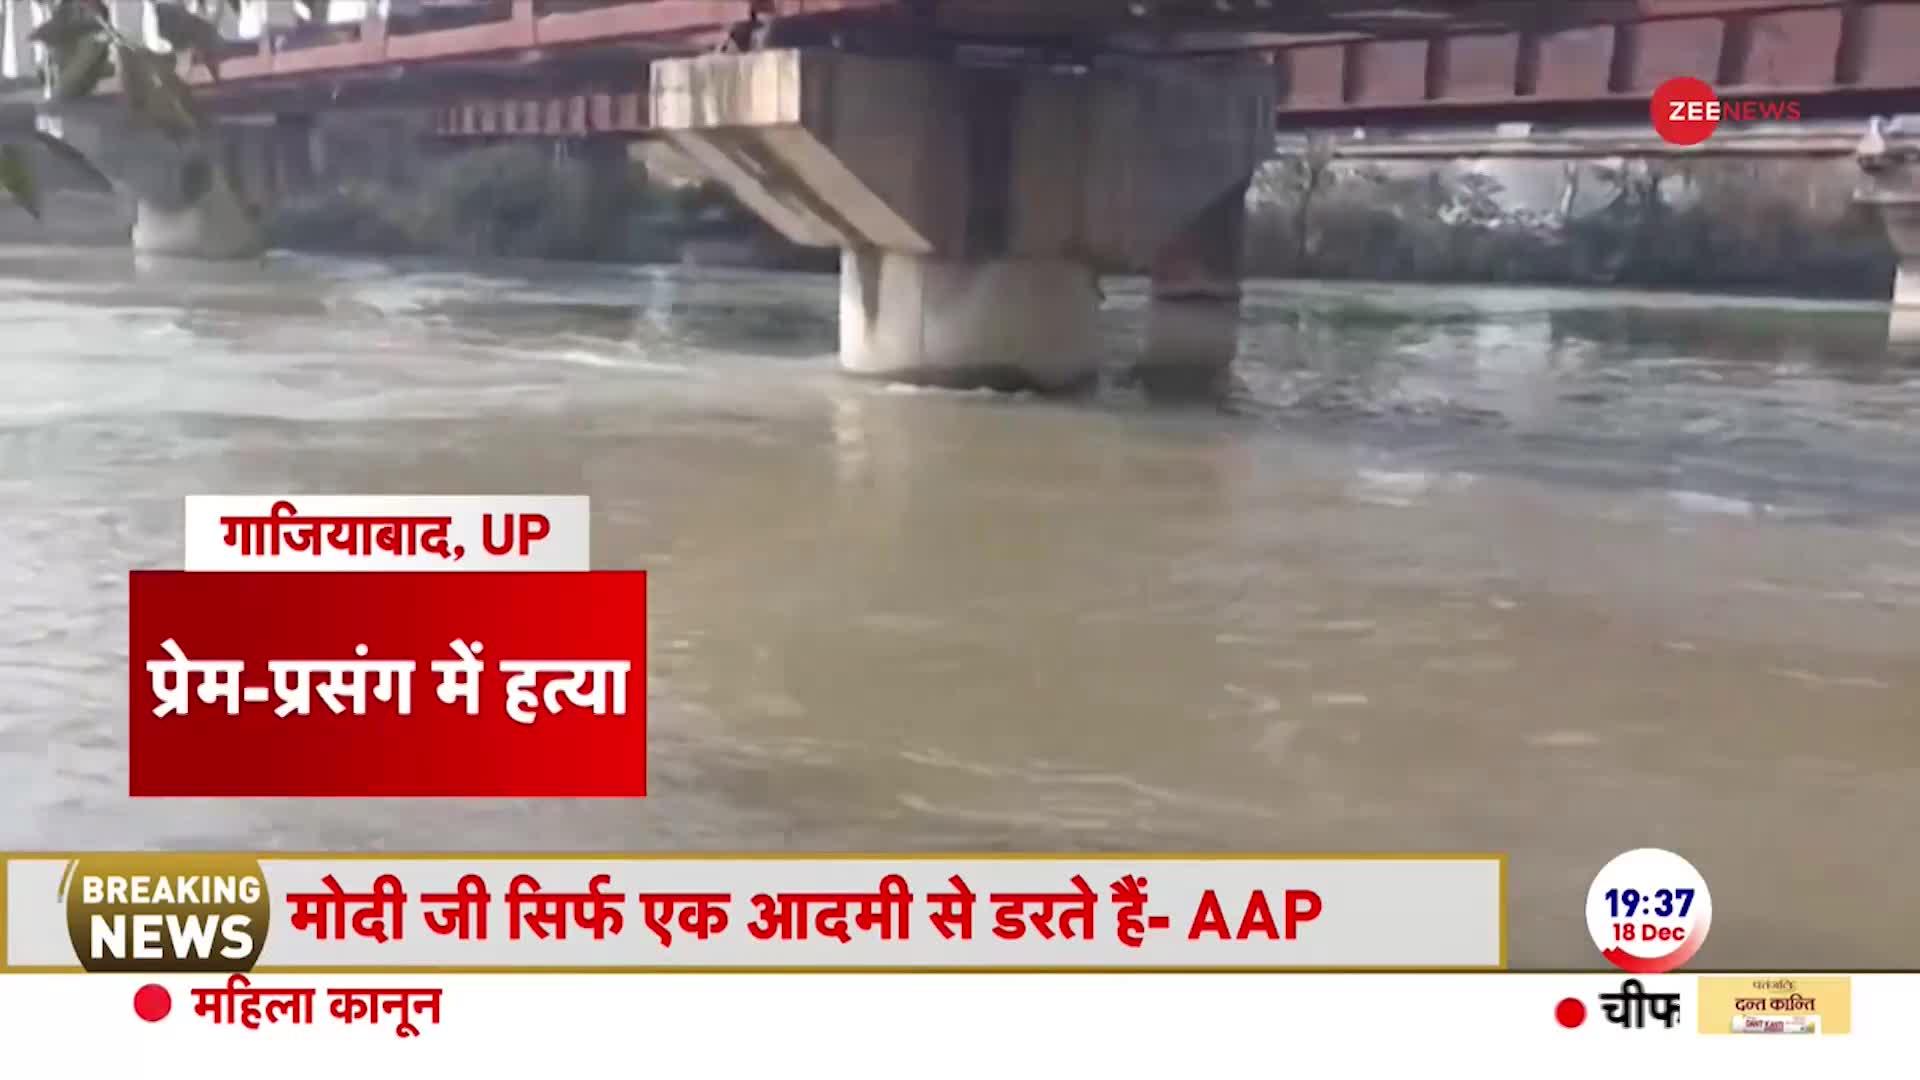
1,853,1506,973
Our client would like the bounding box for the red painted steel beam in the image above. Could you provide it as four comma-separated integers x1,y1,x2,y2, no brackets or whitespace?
153,0,739,96
90,0,1920,128
1272,1,1920,119
428,89,650,136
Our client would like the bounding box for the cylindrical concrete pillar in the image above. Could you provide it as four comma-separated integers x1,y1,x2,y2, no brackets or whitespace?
1881,199,1920,300
1144,180,1249,398
1875,199,1920,343
132,168,265,258
1889,255,1920,345
272,114,317,197
840,249,1101,392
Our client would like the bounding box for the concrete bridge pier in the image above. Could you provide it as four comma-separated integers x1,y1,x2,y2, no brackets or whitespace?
44,104,266,259
567,137,637,259
839,250,1102,391
1884,203,1920,306
269,114,319,199
222,115,318,215
1858,123,1920,342
1884,202,1920,344
1144,179,1249,397
652,49,1271,392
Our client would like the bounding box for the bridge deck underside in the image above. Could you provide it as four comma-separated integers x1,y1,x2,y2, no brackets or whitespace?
44,0,1920,130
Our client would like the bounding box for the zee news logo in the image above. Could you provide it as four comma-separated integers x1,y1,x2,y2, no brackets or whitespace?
1651,76,1803,146
1663,99,1802,123
61,855,269,973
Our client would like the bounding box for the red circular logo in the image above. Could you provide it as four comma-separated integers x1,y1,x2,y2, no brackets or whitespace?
1651,77,1719,145
133,983,172,1023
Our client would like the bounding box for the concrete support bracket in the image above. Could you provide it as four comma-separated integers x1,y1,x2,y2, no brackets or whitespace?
652,48,1272,389
650,49,1273,269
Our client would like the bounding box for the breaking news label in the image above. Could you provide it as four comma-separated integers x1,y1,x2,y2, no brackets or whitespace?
4,852,1507,1037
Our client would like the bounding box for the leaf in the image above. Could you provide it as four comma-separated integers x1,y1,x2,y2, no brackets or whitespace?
54,35,112,100
29,0,106,50
115,45,199,139
148,49,204,124
31,131,114,194
0,143,42,220
117,44,155,120
149,0,224,80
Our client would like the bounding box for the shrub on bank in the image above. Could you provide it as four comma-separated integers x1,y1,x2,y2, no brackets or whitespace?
1246,153,1898,299
266,142,818,266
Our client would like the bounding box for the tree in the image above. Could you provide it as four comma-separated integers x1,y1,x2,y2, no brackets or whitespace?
0,0,234,218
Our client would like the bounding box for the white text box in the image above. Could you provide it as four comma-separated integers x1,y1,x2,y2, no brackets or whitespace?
183,496,589,572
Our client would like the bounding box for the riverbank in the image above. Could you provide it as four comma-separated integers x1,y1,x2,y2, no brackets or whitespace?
264,140,832,271
0,128,1900,299
263,135,1903,298
0,119,833,271
1246,148,1898,299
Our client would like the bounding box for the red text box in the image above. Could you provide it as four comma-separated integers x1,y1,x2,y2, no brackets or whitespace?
129,572,647,797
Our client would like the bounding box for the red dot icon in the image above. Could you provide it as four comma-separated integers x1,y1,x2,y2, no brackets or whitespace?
1651,77,1720,146
133,983,172,1023
1555,997,1587,1028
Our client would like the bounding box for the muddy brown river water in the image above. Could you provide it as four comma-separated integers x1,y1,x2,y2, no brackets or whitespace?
3,244,1917,968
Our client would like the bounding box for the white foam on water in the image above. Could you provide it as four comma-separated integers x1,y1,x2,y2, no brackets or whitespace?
1666,489,1768,517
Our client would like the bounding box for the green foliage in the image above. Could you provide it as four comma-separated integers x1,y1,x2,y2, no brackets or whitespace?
3,0,222,219
54,35,112,99
151,1,225,81
28,0,108,49
118,44,201,137
265,141,819,267
31,130,114,191
1244,153,1897,298
0,143,40,218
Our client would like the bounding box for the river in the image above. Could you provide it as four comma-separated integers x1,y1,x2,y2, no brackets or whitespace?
2,243,1917,970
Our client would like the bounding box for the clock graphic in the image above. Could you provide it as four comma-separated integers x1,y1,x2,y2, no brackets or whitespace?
1585,848,1713,974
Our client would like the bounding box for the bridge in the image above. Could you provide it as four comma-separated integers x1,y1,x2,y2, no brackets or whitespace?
6,0,1920,391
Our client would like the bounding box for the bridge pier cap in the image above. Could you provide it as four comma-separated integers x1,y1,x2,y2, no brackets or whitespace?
651,48,1273,391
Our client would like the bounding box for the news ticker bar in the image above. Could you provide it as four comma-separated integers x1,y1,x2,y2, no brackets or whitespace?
1,855,1504,972
0,974,1865,1046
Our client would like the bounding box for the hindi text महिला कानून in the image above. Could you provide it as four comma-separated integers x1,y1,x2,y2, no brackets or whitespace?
145,638,630,723
192,974,443,1038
